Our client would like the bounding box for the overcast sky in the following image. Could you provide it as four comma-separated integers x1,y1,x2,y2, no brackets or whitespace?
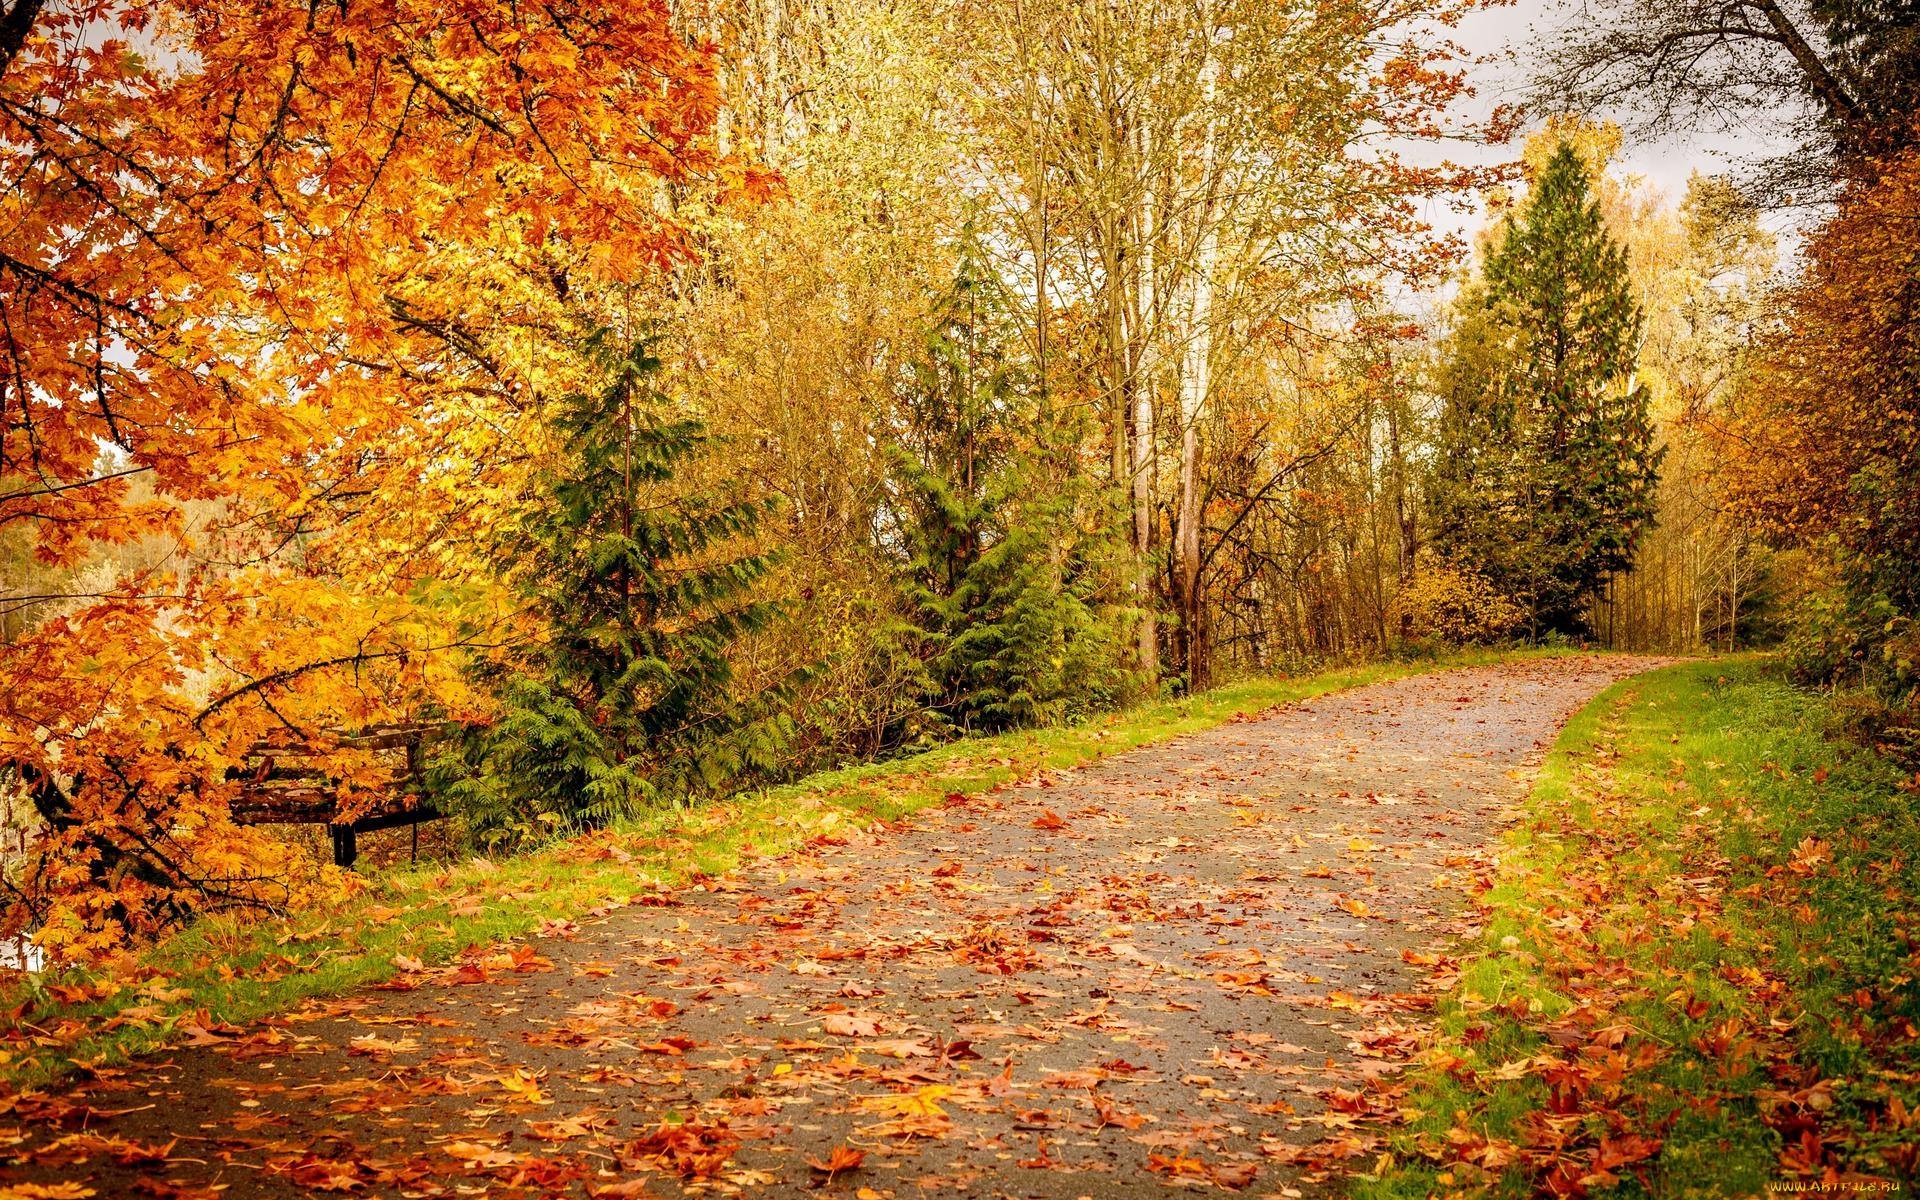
1413,0,1805,247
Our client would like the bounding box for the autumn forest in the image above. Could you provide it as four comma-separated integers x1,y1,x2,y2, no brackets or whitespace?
1,0,1917,1194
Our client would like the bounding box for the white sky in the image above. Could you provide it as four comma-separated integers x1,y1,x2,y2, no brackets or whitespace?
1412,0,1805,248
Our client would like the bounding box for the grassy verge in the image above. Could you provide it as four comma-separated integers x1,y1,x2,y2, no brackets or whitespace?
0,646,1567,1089
1360,659,1920,1197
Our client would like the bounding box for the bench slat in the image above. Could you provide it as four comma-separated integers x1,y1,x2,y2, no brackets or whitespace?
229,723,454,866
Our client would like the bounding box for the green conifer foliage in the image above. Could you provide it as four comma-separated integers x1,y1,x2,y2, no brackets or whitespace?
436,337,793,845
883,258,1127,736
1429,144,1663,634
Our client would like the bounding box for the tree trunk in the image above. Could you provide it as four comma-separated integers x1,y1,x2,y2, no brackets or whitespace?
760,0,784,163
1173,36,1218,691
1131,173,1160,683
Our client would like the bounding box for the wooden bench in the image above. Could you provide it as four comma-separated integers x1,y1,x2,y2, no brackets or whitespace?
229,724,453,868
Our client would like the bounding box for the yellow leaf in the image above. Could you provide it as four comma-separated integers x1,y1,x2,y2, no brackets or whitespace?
495,1068,550,1105
858,1084,953,1118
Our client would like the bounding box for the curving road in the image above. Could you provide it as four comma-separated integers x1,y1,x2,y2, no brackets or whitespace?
0,654,1664,1199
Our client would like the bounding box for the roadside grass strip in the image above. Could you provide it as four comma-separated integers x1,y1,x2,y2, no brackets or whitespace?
1362,659,1920,1197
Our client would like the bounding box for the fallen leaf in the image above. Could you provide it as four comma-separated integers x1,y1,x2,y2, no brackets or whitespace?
823,1011,882,1037
806,1145,866,1178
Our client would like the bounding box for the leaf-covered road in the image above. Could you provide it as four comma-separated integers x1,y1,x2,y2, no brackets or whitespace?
1,656,1662,1199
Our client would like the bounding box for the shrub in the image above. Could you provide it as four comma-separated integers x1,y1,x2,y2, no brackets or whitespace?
1390,564,1526,645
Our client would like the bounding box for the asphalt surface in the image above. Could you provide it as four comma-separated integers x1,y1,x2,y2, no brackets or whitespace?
0,655,1663,1199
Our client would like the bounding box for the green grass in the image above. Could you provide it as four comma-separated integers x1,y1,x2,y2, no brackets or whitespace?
1360,658,1920,1196
0,645,1571,1090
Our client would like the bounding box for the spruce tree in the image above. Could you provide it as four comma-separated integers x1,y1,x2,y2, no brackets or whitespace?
1430,143,1662,634
885,257,1125,735
437,336,792,844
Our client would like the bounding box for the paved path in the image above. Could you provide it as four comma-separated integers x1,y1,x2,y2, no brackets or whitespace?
0,655,1662,1199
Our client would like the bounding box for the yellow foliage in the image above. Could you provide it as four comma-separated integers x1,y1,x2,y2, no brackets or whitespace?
1390,566,1525,645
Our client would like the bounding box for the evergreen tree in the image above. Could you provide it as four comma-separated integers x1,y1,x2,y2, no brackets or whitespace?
1429,144,1663,634
436,336,793,844
883,257,1126,736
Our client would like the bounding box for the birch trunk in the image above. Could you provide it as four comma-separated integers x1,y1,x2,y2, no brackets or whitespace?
1131,148,1160,682
1173,32,1218,689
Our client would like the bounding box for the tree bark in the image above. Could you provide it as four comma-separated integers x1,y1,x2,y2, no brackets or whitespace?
0,0,46,81
1131,161,1160,683
1746,0,1865,128
1172,29,1218,690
